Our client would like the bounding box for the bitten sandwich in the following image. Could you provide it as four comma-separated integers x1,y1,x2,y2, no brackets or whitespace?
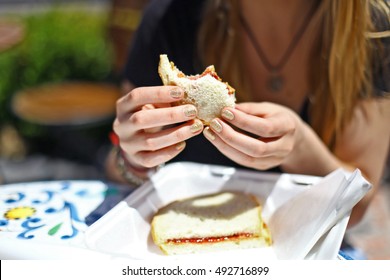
158,54,236,124
151,191,272,255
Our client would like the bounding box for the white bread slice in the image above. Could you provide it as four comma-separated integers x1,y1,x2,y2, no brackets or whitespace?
151,192,272,255
158,54,236,124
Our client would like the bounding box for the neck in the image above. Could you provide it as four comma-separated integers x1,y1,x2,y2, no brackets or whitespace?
241,0,317,32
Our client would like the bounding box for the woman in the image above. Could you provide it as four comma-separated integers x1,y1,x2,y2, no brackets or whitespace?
107,0,390,228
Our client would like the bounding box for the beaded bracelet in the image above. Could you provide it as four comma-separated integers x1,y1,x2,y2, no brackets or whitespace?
114,146,148,186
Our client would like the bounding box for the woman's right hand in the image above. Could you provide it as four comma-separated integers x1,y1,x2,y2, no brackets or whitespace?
113,86,204,169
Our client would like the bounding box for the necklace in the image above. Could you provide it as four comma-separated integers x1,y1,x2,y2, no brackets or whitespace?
239,4,317,92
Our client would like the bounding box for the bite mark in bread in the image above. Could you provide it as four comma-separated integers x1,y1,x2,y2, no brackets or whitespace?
158,54,236,124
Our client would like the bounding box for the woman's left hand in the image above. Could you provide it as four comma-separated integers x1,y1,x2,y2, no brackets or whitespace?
203,102,304,170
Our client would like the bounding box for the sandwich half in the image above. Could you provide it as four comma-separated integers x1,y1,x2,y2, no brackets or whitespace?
158,54,236,124
151,191,272,255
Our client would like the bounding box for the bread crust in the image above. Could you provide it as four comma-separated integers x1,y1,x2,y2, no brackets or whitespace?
158,54,236,124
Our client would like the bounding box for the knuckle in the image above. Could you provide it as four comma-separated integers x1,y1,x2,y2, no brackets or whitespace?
223,132,234,143
256,160,269,170
126,88,139,103
174,128,186,141
262,122,275,136
167,109,179,123
116,96,125,109
288,120,296,134
156,87,166,100
129,112,144,128
141,160,153,169
238,119,251,132
168,144,181,157
258,163,269,170
112,118,120,133
144,137,158,151
284,141,294,155
112,119,128,140
116,97,129,117
131,153,142,166
135,154,152,168
247,156,260,167
252,144,266,158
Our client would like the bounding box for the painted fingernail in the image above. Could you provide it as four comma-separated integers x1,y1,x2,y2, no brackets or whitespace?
184,105,197,118
190,120,203,133
210,119,222,133
176,141,186,150
221,109,234,120
203,127,215,140
170,88,182,99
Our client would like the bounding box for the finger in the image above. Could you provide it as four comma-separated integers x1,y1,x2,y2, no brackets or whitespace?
203,127,281,170
235,102,272,116
132,141,187,168
221,107,293,138
209,119,275,157
127,104,198,132
209,118,293,158
124,119,204,153
117,86,184,116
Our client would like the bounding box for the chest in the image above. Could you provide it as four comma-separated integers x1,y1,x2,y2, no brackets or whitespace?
240,22,320,113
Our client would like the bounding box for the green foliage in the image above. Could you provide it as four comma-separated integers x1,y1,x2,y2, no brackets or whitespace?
0,8,114,124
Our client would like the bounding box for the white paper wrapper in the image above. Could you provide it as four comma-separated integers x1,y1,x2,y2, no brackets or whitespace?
269,168,371,259
85,162,371,260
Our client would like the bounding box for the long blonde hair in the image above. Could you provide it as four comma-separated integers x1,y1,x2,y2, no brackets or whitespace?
198,0,390,148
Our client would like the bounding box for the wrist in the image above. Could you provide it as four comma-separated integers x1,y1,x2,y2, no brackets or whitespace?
109,131,159,186
109,132,164,186
118,148,150,176
114,146,160,186
280,119,308,172
280,122,339,176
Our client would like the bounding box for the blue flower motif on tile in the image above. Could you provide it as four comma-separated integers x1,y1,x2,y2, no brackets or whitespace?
0,181,106,241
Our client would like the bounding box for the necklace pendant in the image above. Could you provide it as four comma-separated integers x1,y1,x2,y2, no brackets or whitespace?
268,75,283,92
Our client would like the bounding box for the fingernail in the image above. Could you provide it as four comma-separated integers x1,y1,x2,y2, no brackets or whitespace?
190,120,203,133
203,127,215,140
221,109,234,120
176,141,186,150
184,105,197,118
210,119,222,133
170,88,182,99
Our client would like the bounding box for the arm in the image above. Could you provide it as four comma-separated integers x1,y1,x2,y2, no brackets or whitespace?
332,97,390,226
284,98,390,227
204,98,390,227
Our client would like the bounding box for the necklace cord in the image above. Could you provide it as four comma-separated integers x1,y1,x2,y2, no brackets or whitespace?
239,3,318,72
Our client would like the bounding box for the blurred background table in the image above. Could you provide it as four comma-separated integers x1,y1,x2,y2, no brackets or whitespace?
12,82,121,126
10,81,121,167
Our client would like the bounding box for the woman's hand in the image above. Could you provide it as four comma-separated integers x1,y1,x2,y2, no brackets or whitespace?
203,102,305,170
113,86,204,169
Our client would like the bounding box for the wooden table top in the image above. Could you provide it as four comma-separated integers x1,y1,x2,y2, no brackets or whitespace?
11,82,122,126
